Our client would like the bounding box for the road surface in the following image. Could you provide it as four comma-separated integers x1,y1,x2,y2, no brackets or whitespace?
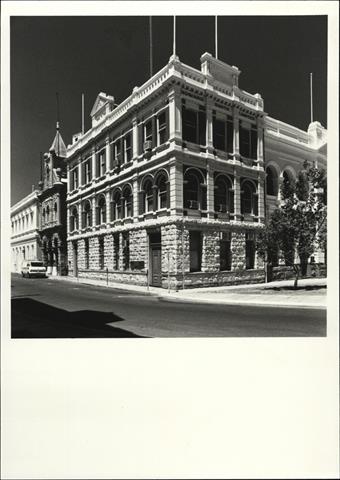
10,274,326,338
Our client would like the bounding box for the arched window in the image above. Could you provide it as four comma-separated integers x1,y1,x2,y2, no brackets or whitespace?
42,208,46,224
184,170,206,210
46,205,50,222
144,179,154,213
122,185,133,218
111,190,122,221
266,166,277,196
83,200,92,228
97,195,106,225
155,174,168,210
214,175,233,213
241,181,258,216
70,206,78,231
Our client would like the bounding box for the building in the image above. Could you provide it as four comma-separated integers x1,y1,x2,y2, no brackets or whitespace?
37,123,68,275
11,190,41,272
65,52,327,289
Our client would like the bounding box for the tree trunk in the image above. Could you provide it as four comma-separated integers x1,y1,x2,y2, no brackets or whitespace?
293,264,300,289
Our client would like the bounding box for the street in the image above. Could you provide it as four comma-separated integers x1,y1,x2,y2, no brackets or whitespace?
11,274,326,338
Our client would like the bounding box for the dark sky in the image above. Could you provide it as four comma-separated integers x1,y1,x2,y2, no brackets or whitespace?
10,15,327,205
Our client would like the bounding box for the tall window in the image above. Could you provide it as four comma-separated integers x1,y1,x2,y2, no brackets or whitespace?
111,190,122,221
156,175,168,210
72,168,79,189
97,195,106,224
124,132,132,163
241,181,258,216
240,124,257,159
214,175,233,213
83,158,92,184
97,149,106,177
83,200,92,228
144,179,154,212
123,185,133,218
182,106,206,145
213,116,234,152
46,205,50,222
98,237,105,270
122,232,129,271
183,170,206,210
144,120,153,143
70,207,78,231
189,231,202,272
246,232,255,269
220,232,232,271
266,166,277,196
113,234,119,270
158,110,168,145
84,238,89,269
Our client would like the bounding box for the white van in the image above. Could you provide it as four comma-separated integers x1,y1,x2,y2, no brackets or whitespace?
21,260,47,278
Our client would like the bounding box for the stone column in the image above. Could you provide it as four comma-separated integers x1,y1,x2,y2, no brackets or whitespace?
206,99,214,154
105,190,111,223
92,196,96,227
257,174,265,222
168,87,181,145
233,107,240,161
169,159,183,215
132,175,139,221
105,136,110,173
233,168,241,220
66,206,71,235
118,232,124,271
91,146,96,179
132,117,138,160
256,117,264,169
277,172,284,205
206,164,215,218
78,201,82,231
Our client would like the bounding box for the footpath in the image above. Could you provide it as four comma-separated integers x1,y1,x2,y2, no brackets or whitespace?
48,274,327,309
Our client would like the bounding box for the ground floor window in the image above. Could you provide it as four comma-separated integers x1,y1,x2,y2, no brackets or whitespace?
189,231,202,272
99,237,104,270
246,232,255,269
122,232,129,271
84,238,89,269
113,234,119,270
220,233,232,271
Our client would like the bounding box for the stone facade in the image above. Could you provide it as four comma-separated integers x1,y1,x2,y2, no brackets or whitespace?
65,52,327,289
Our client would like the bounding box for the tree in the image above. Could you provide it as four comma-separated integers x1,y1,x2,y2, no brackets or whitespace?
257,162,327,288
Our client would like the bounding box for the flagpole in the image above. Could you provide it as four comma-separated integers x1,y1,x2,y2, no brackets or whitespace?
82,93,85,134
56,92,60,157
215,16,218,59
149,16,153,76
310,72,313,123
173,16,176,56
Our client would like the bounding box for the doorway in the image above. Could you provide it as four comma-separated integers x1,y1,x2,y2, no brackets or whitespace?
149,232,162,287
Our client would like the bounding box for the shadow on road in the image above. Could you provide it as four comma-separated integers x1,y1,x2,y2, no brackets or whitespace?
11,297,145,338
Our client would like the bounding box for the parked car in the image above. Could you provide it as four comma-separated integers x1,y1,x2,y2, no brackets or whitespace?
21,260,47,278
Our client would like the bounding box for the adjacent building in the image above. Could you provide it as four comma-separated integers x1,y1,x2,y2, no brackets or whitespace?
11,190,41,272
62,52,327,289
37,123,68,275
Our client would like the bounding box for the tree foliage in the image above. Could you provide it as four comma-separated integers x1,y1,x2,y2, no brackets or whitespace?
257,161,327,287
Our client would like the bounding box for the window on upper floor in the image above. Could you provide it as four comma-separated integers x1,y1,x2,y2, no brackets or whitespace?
182,105,206,146
83,158,92,184
155,174,168,210
240,124,257,159
183,169,207,211
158,110,168,145
82,200,92,228
214,175,234,214
71,168,78,190
213,116,233,153
122,185,133,218
266,166,278,196
144,120,153,144
241,180,258,216
96,149,106,177
96,195,106,225
111,190,122,221
124,132,132,163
